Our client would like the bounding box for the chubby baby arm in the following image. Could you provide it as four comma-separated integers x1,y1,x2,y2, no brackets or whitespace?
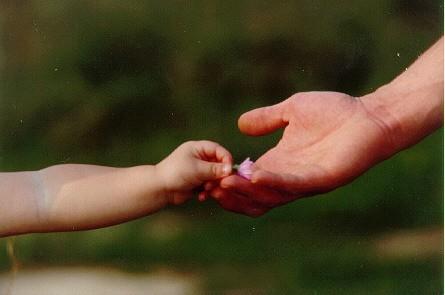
0,165,167,236
0,141,232,236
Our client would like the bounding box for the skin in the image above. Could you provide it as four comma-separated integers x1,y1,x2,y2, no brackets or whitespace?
207,37,443,217
0,141,232,237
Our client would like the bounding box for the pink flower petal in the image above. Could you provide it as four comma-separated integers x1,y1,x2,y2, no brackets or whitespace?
236,157,254,180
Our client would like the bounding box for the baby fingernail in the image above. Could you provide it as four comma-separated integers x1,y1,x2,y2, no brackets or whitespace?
222,164,232,176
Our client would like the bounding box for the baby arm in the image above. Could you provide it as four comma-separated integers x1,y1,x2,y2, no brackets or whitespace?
0,141,232,237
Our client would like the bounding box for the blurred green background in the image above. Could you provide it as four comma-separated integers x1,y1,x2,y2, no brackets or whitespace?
0,0,443,294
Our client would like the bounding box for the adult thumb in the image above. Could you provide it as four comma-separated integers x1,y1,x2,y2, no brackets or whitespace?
197,161,232,181
238,101,288,136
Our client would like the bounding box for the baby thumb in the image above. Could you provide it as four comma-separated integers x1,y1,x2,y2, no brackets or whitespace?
197,161,232,181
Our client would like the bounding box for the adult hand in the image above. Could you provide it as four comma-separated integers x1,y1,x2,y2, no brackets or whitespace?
208,91,396,216
208,37,442,217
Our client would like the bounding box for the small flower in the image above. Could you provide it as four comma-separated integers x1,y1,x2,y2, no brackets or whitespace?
233,157,254,180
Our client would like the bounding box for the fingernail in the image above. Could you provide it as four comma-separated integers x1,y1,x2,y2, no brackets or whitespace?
220,182,229,188
251,170,262,183
222,164,232,176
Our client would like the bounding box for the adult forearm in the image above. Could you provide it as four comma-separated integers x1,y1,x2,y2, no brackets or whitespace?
361,37,443,157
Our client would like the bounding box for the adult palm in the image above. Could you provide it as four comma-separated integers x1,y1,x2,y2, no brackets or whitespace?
211,91,394,216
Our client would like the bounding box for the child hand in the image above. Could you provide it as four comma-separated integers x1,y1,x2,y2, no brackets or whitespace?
156,141,233,205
